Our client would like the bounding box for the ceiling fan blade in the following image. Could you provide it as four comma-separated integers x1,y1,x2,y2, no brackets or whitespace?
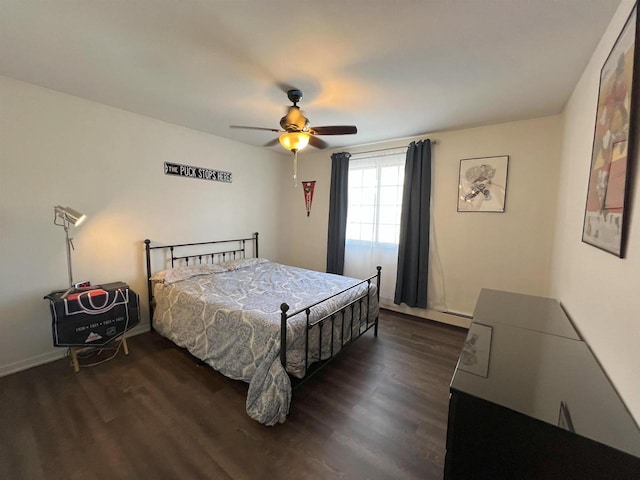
309,125,357,135
230,125,283,133
309,135,329,149
263,138,280,147
276,82,297,95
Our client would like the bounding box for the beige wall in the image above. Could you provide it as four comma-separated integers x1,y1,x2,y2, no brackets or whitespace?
551,0,640,425
282,115,563,319
0,76,289,374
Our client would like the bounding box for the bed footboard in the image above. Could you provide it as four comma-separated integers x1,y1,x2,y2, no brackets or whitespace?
279,266,381,388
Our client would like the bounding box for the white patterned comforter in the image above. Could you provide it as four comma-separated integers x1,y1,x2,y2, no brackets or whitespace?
152,258,379,425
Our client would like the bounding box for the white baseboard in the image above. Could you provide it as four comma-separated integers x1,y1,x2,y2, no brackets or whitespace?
0,321,150,378
0,349,67,377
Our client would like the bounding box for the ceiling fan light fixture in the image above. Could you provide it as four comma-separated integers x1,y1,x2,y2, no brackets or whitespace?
279,132,310,152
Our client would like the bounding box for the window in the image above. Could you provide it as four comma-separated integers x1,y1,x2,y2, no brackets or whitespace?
344,148,406,305
346,150,405,245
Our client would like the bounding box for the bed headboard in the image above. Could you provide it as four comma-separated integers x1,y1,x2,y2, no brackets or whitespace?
143,232,259,329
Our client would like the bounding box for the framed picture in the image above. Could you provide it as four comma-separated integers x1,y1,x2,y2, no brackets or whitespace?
458,323,492,378
582,5,639,257
457,155,509,212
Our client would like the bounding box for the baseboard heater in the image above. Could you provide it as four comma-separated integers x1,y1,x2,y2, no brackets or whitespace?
380,301,472,328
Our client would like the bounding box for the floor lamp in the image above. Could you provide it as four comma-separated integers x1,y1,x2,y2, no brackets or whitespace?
53,205,87,298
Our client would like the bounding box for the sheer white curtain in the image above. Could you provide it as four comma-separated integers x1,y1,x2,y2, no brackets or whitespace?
344,148,406,305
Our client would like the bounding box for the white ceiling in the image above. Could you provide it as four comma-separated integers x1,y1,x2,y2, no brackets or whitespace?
0,0,622,153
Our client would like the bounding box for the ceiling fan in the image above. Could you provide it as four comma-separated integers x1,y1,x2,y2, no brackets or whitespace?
230,89,357,152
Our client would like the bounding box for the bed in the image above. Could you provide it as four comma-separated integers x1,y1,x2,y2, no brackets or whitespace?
144,233,381,425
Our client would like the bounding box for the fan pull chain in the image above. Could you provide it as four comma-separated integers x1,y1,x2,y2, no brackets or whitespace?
293,150,298,187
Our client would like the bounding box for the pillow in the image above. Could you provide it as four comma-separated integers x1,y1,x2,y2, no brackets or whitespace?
150,263,227,284
217,257,269,271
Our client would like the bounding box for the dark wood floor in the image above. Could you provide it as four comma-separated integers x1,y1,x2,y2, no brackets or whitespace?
0,309,466,480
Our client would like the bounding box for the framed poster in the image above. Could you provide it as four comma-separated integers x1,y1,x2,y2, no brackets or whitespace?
457,155,509,212
582,5,639,257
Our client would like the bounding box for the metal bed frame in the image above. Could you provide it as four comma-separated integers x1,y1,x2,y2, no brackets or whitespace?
144,232,381,389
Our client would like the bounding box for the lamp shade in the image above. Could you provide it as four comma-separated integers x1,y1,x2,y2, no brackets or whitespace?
279,132,310,151
54,205,86,226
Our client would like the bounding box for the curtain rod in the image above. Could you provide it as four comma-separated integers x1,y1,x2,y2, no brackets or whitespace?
348,140,437,157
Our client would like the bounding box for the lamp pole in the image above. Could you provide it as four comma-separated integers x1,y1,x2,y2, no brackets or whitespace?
63,222,74,288
53,206,86,298
61,221,76,298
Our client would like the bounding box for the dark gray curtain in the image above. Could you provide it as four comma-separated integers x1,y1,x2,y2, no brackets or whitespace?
326,152,351,274
394,139,431,307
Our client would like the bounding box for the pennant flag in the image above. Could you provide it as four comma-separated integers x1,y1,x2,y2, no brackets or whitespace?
302,181,316,217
